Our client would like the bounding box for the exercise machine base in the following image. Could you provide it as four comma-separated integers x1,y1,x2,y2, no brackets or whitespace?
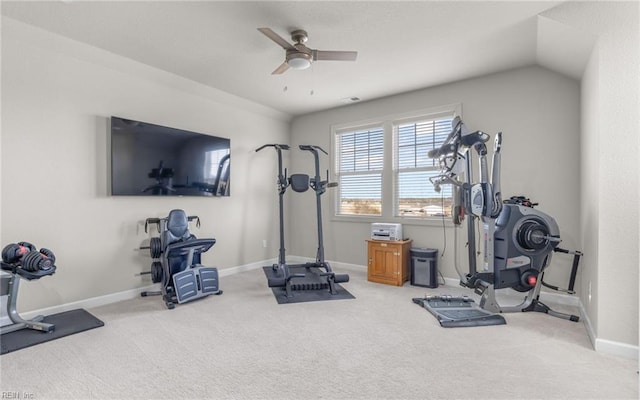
412,295,506,328
263,265,354,304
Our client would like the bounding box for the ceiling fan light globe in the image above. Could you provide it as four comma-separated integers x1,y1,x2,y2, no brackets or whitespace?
288,55,311,70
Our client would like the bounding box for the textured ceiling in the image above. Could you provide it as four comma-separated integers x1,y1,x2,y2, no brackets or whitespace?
2,1,578,117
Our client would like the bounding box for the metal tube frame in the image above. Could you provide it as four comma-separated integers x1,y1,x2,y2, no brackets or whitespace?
1,274,54,335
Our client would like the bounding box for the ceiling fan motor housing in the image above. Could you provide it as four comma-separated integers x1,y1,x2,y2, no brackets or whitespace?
291,29,309,44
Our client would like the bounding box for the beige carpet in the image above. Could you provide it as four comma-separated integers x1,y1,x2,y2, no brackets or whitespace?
1,266,637,399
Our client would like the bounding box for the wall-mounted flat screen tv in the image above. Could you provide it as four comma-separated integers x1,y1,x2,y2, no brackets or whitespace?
110,116,230,196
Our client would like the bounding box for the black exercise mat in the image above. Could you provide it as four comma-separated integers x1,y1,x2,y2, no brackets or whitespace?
263,266,355,304
1,308,104,355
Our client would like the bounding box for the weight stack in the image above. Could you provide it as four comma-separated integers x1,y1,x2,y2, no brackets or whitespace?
410,248,438,288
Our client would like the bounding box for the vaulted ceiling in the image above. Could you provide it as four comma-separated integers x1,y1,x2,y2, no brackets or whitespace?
1,1,593,117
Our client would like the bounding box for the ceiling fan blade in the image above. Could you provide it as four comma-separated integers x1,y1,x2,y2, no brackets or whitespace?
258,27,295,50
272,62,290,75
313,50,358,61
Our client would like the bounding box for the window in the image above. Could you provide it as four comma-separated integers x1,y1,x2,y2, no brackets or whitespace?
332,105,458,221
334,126,384,216
394,117,454,217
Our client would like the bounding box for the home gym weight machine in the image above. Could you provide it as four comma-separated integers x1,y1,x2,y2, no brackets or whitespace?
1,242,57,334
255,144,349,299
413,117,580,326
140,209,222,309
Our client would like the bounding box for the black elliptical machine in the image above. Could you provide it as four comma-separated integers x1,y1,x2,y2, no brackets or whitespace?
255,144,350,299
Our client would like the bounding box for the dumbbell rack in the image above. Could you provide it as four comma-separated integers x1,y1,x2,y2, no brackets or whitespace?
1,261,57,334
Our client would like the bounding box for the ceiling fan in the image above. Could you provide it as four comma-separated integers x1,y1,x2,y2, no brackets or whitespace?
257,27,358,75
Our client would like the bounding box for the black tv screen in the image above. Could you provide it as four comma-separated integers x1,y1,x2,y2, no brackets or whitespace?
110,116,230,196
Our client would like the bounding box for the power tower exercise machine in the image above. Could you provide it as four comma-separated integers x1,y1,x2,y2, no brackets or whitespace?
413,117,580,326
255,144,349,299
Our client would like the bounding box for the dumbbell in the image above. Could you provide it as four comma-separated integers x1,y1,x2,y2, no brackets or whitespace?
21,248,56,272
1,241,36,264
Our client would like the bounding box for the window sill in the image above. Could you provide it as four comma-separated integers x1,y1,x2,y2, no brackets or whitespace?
331,214,455,228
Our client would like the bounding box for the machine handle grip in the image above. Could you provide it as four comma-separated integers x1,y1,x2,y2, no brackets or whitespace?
187,216,201,228
428,143,457,158
255,144,290,152
144,218,162,233
299,144,328,155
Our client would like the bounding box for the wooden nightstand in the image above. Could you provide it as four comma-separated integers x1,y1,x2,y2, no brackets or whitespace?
366,239,413,286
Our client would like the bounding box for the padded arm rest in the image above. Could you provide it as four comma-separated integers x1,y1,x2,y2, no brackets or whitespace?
165,238,216,258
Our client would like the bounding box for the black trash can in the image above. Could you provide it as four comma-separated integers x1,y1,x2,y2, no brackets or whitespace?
410,248,438,288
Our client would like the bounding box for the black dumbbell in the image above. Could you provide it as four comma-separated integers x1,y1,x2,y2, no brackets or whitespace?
21,248,56,272
1,241,36,264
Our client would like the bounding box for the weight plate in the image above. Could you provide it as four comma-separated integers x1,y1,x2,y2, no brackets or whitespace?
151,261,163,283
39,248,56,264
149,237,162,259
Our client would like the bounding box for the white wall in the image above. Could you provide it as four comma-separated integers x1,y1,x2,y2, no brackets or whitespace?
580,44,600,346
289,66,581,293
588,3,639,353
543,0,639,353
1,18,289,312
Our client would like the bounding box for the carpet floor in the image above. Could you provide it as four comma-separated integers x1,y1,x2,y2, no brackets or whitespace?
1,265,637,399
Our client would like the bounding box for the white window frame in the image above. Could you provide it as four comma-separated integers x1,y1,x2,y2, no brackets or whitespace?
332,122,385,218
331,104,461,226
392,111,457,219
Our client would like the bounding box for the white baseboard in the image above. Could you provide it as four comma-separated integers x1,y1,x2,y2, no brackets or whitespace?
595,339,639,360
13,283,160,324
218,258,275,276
329,260,367,271
4,257,637,360
2,258,276,325
340,264,638,360
578,300,639,360
441,277,580,307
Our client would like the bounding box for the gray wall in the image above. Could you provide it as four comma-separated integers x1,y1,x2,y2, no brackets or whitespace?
1,18,289,311
289,66,581,293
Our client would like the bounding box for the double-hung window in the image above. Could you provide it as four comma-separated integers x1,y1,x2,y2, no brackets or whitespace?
332,105,458,221
393,115,454,217
334,126,384,216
